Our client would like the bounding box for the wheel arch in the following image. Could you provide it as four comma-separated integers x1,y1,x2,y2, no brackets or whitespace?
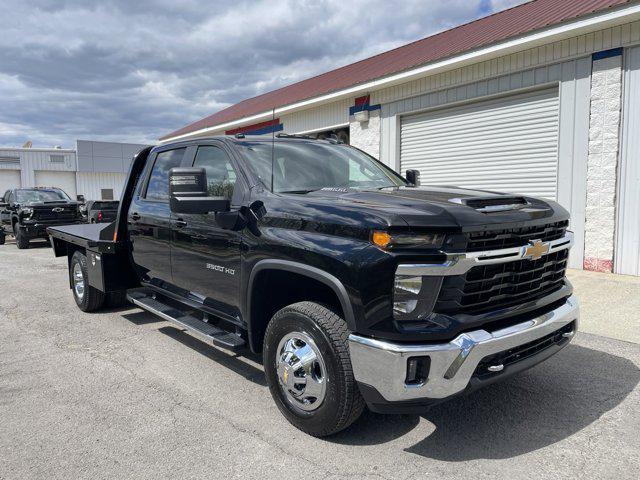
246,259,356,353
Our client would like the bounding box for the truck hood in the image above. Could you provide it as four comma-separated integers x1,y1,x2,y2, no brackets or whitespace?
268,185,569,231
23,201,79,207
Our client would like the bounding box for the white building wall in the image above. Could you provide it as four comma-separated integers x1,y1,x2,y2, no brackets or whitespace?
15,149,76,188
282,97,352,134
76,172,127,201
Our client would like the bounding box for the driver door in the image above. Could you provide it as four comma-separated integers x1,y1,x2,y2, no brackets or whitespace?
170,144,243,319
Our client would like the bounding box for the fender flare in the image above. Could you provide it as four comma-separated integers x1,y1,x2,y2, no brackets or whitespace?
246,259,356,332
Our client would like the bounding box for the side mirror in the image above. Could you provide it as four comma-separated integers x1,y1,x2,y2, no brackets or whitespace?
169,167,230,214
406,169,421,187
76,195,85,202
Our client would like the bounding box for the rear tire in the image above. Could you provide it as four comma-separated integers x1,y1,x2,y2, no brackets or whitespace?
14,224,29,249
70,251,105,312
263,302,365,437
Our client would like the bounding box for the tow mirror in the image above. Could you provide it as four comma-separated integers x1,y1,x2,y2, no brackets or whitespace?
406,169,421,187
169,167,230,214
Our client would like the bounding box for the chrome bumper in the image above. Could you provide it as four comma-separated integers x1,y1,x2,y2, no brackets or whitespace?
348,295,579,403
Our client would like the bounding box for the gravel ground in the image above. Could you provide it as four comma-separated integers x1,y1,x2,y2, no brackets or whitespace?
1,242,639,480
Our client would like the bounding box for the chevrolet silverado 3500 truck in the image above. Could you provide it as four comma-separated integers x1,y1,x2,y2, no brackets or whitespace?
48,135,579,437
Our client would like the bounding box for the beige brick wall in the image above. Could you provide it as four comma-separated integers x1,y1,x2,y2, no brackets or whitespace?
584,54,623,272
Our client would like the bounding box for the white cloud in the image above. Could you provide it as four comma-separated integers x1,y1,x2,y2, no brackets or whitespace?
0,0,524,148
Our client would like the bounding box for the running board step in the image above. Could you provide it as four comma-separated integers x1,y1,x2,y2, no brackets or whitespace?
127,290,245,351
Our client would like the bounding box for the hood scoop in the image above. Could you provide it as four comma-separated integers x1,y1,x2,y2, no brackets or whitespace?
450,196,530,213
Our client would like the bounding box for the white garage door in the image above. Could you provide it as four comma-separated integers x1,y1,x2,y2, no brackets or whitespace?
616,46,640,276
400,87,560,199
34,171,77,199
0,170,21,195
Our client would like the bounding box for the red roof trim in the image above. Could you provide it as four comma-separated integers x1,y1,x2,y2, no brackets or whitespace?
161,0,632,140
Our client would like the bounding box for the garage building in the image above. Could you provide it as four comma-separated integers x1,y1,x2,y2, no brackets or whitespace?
160,0,640,276
0,140,148,201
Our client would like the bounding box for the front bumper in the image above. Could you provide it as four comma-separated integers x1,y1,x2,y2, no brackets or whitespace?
349,295,579,409
20,220,84,238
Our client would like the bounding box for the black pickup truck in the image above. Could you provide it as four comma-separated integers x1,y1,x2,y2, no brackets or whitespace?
48,135,579,437
1,187,84,248
81,200,120,224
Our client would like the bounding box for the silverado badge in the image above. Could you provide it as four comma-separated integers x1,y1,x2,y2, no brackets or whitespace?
523,240,550,261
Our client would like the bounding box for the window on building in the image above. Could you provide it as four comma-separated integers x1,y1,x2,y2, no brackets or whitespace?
144,148,185,201
0,156,20,165
49,154,65,163
193,146,237,199
101,189,114,200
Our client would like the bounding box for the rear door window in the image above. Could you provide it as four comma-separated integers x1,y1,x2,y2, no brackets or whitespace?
144,148,185,201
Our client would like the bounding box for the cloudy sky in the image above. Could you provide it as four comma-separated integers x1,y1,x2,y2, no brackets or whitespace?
0,0,527,148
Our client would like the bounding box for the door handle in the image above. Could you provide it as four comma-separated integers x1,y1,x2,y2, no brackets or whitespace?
174,219,187,228
130,212,141,221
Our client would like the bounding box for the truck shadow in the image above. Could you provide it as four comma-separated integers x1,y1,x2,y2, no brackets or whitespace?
158,326,268,387
333,342,639,460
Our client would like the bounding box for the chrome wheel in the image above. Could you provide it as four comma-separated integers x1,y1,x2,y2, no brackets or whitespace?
73,262,85,301
276,332,327,412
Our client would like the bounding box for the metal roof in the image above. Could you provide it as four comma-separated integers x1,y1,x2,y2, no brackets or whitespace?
161,0,632,140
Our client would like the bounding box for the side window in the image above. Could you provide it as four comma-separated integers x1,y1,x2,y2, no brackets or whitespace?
193,146,237,200
144,148,185,201
2,190,9,203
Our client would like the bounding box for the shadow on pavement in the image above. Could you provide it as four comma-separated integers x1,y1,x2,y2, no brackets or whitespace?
333,343,639,459
158,326,268,387
120,310,165,324
25,240,51,249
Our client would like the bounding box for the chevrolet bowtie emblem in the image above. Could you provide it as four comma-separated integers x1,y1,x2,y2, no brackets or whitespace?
523,240,550,261
52,207,64,213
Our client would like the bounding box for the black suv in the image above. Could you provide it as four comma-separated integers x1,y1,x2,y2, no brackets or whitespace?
48,136,579,436
0,187,84,248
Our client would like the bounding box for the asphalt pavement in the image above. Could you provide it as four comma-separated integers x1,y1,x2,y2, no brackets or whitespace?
1,241,638,479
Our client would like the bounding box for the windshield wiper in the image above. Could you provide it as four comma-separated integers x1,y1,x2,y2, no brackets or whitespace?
278,189,320,194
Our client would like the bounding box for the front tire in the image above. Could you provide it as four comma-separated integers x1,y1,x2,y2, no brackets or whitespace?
263,302,364,437
70,251,105,312
14,224,29,249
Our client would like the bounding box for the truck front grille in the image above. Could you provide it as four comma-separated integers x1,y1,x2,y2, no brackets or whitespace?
466,220,568,252
434,248,569,315
33,207,78,222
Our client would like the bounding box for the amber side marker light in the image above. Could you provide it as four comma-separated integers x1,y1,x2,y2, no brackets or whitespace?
372,231,392,249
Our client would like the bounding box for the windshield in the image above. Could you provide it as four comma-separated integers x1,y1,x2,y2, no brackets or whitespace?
16,189,70,203
236,140,407,193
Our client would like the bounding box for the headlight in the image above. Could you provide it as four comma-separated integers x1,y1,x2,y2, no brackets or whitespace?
393,275,422,315
393,272,443,320
372,231,445,250
20,207,33,219
79,204,87,213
